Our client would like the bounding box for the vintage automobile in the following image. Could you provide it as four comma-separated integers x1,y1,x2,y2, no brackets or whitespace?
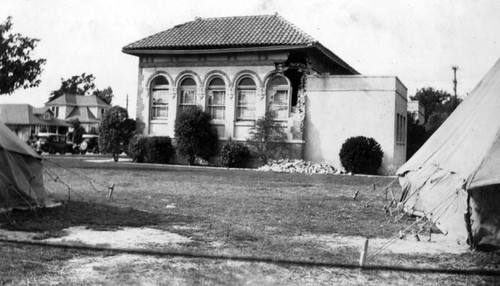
35,133,75,154
79,134,100,154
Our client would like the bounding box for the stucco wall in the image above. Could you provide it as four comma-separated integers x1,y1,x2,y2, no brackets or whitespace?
304,75,407,175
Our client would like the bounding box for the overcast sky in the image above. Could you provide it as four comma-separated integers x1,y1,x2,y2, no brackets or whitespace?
1,0,499,117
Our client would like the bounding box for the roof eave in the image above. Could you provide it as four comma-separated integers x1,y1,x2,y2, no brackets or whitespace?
312,43,360,75
122,45,312,56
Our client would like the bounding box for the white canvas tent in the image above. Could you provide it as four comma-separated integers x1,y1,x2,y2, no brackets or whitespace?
0,120,53,212
397,57,500,250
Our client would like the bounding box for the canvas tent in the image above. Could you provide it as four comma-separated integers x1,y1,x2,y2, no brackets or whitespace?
397,57,500,250
0,120,54,212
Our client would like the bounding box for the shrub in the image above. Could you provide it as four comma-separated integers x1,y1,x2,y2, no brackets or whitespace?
247,110,289,164
128,136,175,164
339,136,383,175
99,106,136,162
221,141,250,168
174,106,219,165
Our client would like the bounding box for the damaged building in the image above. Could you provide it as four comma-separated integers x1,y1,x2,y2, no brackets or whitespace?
122,14,407,174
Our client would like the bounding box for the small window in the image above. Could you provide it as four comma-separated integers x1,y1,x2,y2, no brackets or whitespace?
43,113,51,120
236,77,256,120
396,113,406,144
179,77,197,115
267,76,290,120
151,76,169,120
207,77,226,120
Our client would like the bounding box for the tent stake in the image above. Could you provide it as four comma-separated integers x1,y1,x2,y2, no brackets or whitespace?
359,238,369,267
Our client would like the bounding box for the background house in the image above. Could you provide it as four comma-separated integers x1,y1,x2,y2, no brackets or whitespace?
44,94,111,132
0,104,69,142
123,14,407,174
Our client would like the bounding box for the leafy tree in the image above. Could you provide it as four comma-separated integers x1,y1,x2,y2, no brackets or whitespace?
49,73,113,104
408,87,463,157
0,16,46,95
410,87,462,123
406,112,428,159
69,118,85,145
49,73,96,101
99,106,136,162
174,106,218,165
410,87,450,123
92,86,113,105
247,110,288,164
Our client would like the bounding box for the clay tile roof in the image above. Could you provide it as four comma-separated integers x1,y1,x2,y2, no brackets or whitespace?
123,14,317,51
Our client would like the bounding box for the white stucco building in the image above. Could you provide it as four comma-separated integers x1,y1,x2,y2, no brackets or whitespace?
123,14,407,174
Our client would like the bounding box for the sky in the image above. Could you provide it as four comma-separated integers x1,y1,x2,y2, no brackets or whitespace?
1,0,499,118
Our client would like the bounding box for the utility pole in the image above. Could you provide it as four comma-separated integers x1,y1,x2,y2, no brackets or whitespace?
126,94,129,113
452,66,459,97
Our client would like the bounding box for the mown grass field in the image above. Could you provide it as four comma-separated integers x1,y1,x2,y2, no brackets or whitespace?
1,156,499,285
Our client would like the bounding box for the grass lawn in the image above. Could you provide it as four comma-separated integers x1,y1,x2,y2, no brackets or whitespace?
1,156,499,285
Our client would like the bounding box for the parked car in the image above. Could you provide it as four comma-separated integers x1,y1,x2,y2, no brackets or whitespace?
35,133,74,154
80,134,100,154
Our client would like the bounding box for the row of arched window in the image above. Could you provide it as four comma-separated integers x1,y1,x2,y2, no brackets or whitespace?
149,73,291,122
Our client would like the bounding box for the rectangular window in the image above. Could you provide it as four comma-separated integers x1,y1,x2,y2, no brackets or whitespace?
208,90,225,120
395,113,406,145
151,90,168,119
179,89,196,115
269,90,289,120
237,90,256,120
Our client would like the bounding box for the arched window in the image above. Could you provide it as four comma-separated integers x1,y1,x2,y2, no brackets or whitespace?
267,75,290,120
151,76,169,119
236,77,256,120
207,77,226,120
179,77,197,115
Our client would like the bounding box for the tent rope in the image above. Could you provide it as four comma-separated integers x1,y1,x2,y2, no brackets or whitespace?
352,177,393,201
365,189,463,261
42,158,115,198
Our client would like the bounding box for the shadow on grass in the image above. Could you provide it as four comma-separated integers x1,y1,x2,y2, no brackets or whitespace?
1,201,193,233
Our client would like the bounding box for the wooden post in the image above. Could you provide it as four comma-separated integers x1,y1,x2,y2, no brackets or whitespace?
359,238,369,267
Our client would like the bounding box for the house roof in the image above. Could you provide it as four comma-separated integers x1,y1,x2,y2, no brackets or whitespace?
123,14,316,51
45,94,110,108
66,106,100,123
33,106,52,115
0,104,69,126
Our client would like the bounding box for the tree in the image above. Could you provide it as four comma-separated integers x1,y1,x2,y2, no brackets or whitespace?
69,118,85,145
99,106,136,162
247,110,288,164
174,106,219,165
408,87,463,157
49,73,96,101
410,87,452,123
92,86,113,105
0,16,46,95
49,73,114,104
406,112,428,159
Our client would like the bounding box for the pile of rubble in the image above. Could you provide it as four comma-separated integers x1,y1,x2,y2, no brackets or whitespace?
258,159,344,175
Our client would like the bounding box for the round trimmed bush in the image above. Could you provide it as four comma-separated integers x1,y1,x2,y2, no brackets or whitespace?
339,136,383,175
221,141,250,168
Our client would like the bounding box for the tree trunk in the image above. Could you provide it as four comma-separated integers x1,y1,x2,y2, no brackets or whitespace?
113,153,119,162
188,156,196,165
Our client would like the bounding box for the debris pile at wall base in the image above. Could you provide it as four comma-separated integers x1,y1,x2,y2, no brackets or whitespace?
258,159,343,175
